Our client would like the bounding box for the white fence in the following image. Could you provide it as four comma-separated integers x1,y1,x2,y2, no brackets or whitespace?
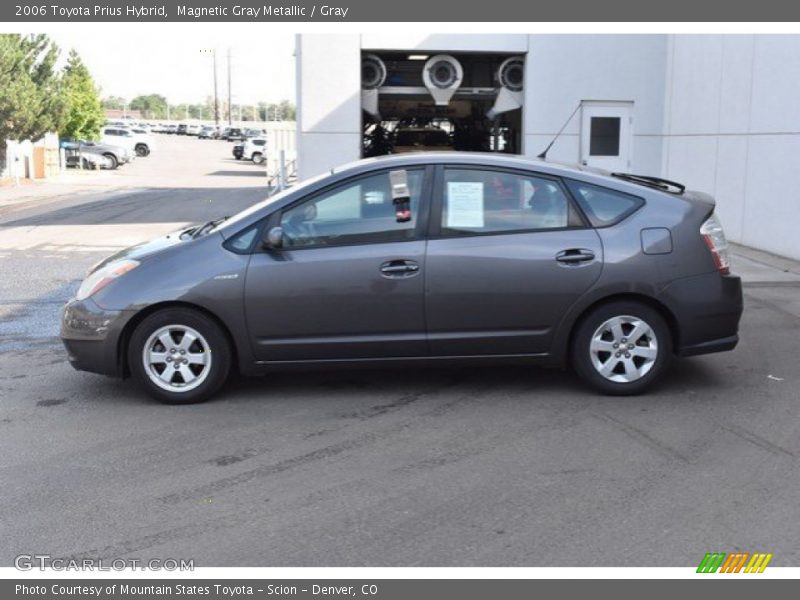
1,133,60,182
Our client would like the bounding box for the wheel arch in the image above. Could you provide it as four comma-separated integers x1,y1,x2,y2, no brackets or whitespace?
117,301,239,378
560,293,680,364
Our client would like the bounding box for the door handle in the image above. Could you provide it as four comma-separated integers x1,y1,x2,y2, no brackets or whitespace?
380,260,420,278
556,249,596,265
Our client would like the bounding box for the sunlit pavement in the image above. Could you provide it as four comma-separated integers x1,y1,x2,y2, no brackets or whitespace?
1,137,799,567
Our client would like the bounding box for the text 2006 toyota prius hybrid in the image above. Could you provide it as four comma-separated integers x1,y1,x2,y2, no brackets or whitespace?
61,153,743,403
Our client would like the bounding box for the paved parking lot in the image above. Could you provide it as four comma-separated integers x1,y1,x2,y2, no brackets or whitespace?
1,136,799,567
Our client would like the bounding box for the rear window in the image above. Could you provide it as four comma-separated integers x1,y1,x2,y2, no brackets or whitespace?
565,179,644,227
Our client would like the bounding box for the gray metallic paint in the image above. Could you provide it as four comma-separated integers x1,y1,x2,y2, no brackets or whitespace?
61,152,743,379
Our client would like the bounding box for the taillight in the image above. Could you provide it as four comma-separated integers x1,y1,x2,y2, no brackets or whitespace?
700,213,730,275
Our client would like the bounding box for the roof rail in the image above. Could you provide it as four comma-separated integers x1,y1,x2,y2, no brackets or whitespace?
611,172,686,194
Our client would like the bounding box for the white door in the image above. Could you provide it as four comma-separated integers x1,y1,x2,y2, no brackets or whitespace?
580,102,633,173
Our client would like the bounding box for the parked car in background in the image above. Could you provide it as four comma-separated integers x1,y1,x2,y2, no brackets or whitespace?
186,124,202,136
61,153,742,404
224,128,245,142
101,127,137,157
242,137,267,162
199,125,219,139
62,145,113,170
128,127,157,157
176,124,187,135
60,140,131,170
232,141,245,160
244,128,267,138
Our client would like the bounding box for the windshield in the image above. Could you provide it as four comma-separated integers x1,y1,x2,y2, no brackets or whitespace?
215,171,331,235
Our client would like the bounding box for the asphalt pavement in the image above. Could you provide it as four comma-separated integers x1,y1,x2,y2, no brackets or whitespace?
0,136,798,567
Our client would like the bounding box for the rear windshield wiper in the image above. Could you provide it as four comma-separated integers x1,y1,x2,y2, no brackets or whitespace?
189,216,230,239
611,173,686,194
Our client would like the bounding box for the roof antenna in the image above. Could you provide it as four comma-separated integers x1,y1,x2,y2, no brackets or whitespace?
537,103,581,160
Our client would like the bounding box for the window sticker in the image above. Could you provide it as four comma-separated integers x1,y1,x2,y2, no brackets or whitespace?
446,182,484,228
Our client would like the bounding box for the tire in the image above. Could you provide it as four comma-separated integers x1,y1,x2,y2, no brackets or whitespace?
128,308,231,404
571,300,672,396
135,143,149,157
252,152,265,165
102,153,118,169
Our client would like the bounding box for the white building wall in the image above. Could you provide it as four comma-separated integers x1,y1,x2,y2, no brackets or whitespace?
662,35,800,260
296,34,800,259
523,34,667,176
295,34,362,180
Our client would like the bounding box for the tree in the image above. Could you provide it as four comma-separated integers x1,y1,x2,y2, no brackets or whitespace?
130,93,168,119
0,34,65,143
102,95,126,110
60,50,104,140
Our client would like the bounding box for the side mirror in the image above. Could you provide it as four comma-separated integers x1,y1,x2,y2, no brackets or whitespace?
263,226,284,250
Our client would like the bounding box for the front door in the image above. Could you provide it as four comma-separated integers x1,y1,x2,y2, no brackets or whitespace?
580,101,633,173
425,166,603,356
244,168,430,362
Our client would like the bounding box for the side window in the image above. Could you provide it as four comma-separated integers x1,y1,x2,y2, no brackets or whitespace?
440,168,581,236
224,224,260,254
280,169,424,248
565,179,644,227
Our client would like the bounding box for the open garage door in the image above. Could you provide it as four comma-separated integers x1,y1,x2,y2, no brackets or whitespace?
361,51,524,158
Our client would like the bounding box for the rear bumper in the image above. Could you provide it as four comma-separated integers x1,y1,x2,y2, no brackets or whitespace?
658,272,743,357
60,298,135,377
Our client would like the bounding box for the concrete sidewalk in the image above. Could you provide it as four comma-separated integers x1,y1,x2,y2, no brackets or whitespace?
0,170,118,216
730,243,800,284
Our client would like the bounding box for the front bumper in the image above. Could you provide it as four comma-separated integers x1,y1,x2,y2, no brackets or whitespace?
658,272,743,357
60,297,136,377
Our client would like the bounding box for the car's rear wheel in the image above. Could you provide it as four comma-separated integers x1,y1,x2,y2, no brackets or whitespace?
102,153,118,169
252,152,264,164
572,301,671,395
129,308,231,404
135,143,149,157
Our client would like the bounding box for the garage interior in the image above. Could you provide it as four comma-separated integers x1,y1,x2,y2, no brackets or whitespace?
361,51,524,158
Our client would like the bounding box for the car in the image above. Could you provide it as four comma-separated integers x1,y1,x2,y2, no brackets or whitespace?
198,125,219,139
393,127,454,153
61,153,743,404
232,142,245,160
244,128,266,138
176,124,187,135
127,127,156,157
62,146,112,170
165,124,178,135
224,128,245,142
241,137,267,162
61,139,132,170
101,127,137,157
186,124,202,136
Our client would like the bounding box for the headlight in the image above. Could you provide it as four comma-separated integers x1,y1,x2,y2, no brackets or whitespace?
76,259,140,301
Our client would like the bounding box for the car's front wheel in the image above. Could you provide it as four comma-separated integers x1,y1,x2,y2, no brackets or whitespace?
135,143,149,157
572,301,671,395
128,308,231,404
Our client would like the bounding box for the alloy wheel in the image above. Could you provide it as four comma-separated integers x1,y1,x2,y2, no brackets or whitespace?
589,315,658,383
142,325,212,392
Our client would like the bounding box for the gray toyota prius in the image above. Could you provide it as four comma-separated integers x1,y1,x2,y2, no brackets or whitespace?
61,153,742,403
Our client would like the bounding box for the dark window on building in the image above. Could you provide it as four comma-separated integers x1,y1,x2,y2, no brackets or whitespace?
589,117,621,156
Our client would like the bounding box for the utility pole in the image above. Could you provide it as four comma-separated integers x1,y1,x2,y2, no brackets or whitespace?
213,49,220,126
227,48,232,126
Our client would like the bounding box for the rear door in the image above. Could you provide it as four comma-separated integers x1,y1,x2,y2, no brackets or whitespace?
425,166,603,356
